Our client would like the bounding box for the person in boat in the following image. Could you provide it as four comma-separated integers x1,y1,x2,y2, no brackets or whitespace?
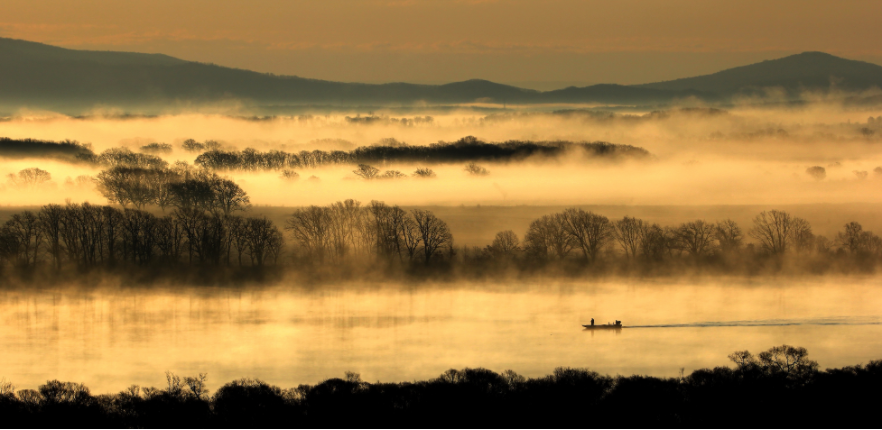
591,318,594,326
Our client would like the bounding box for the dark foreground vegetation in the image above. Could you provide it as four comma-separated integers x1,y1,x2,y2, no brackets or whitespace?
1,194,881,285
1,345,879,427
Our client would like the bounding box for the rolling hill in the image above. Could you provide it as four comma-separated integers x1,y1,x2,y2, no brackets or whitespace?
637,51,882,96
1,37,881,112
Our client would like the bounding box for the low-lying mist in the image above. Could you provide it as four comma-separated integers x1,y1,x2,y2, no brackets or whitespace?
1,102,881,229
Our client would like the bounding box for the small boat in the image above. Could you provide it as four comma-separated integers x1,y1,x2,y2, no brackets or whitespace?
582,320,623,330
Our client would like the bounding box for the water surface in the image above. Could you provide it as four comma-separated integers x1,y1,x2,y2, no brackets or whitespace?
2,278,881,393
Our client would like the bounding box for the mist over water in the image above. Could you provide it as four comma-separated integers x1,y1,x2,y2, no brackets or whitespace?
1,104,881,208
2,278,882,394
2,103,882,395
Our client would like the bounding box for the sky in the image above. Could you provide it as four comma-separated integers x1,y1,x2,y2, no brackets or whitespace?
2,0,882,89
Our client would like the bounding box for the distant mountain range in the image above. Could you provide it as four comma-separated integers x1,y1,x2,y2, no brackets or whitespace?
2,37,882,112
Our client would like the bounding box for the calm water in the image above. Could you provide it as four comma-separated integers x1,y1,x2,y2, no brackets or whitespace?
2,278,882,394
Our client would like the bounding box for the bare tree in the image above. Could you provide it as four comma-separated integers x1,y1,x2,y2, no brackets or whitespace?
2,211,43,267
559,208,613,262
181,139,205,152
96,167,155,209
141,142,173,154
7,168,52,188
280,170,300,181
837,222,865,254
489,230,520,257
412,209,452,264
353,164,380,180
368,201,410,260
211,178,251,216
640,223,669,261
121,209,159,264
675,220,716,257
613,216,644,258
749,210,793,254
381,170,407,179
327,199,361,255
155,215,184,264
714,219,743,252
464,163,489,176
401,217,421,261
39,204,65,270
244,217,284,266
524,214,574,259
286,206,332,262
791,217,814,255
756,345,819,377
148,169,182,211
413,167,436,178
169,178,215,212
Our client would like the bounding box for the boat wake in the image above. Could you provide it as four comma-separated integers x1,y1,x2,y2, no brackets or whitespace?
627,316,882,328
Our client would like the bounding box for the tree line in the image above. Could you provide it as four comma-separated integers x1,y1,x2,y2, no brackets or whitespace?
1,345,880,427
95,165,250,211
2,201,880,279
0,199,456,274
285,200,453,265
0,203,283,271
471,208,882,265
193,136,651,172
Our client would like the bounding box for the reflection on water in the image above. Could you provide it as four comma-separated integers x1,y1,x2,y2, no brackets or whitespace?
2,278,882,393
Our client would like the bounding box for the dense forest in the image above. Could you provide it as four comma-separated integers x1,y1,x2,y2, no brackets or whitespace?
0,345,880,427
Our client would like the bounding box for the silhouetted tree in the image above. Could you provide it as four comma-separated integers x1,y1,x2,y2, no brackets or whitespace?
749,210,794,254
714,219,743,253
280,170,299,181
353,164,380,180
487,230,520,259
141,142,173,154
640,224,669,261
380,170,407,179
413,167,436,178
559,208,612,262
169,178,215,212
674,220,716,257
412,209,452,264
210,178,251,216
38,205,65,270
286,206,333,262
524,214,574,259
790,217,814,255
614,216,644,258
464,163,489,176
244,217,284,266
7,167,52,188
2,211,43,268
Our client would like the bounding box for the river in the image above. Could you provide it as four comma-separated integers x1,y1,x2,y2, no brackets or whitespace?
2,277,881,393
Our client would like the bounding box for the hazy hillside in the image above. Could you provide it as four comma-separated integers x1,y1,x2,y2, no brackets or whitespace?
638,52,882,96
2,38,881,112
0,38,704,111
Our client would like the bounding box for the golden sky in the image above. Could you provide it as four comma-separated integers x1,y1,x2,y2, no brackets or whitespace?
2,0,881,88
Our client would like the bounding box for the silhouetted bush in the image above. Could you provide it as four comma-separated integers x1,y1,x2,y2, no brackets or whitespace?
2,346,881,427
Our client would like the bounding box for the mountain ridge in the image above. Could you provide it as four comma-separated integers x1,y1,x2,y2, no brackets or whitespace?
2,37,881,112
